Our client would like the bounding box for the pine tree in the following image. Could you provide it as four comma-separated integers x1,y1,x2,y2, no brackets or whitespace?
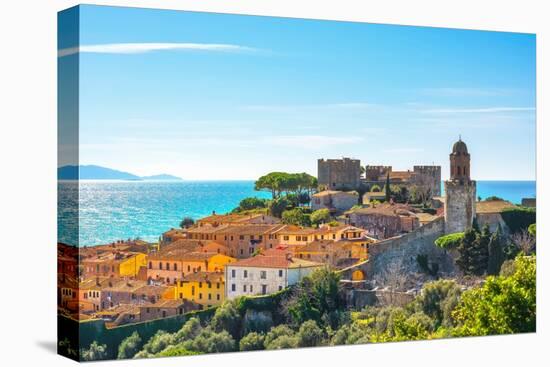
487,225,505,275
456,228,478,275
456,226,490,276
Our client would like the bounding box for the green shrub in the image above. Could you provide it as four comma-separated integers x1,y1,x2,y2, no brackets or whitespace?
310,209,331,226
239,332,266,351
435,232,464,249
501,207,536,234
117,332,142,359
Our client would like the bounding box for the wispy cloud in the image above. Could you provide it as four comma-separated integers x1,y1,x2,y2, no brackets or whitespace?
420,107,535,114
58,42,260,57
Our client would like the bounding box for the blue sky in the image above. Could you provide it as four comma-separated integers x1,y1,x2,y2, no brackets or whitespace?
59,5,536,180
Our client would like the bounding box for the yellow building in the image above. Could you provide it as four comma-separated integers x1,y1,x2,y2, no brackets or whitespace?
119,253,148,277
171,272,225,308
207,253,237,272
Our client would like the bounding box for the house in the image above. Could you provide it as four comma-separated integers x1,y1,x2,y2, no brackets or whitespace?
312,190,359,212
476,200,517,233
362,192,387,204
225,249,323,300
147,249,236,285
80,252,147,278
273,224,367,249
170,271,225,308
345,203,420,239
139,299,196,322
294,237,374,268
196,213,280,227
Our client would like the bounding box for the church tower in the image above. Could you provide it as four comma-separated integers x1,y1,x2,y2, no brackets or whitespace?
444,138,476,233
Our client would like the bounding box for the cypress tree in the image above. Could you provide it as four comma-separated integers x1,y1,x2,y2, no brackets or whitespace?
385,172,391,202
487,225,505,275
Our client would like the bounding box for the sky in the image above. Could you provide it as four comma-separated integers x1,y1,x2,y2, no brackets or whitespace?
59,5,536,180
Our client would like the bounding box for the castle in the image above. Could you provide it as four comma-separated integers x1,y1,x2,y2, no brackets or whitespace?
318,138,477,235
317,159,441,196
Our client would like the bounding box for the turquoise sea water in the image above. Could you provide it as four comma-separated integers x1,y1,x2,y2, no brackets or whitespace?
58,180,535,247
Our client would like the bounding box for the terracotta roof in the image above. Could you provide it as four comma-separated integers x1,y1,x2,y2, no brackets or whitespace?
197,213,280,225
228,252,323,269
142,299,186,308
216,224,284,235
476,200,517,214
313,190,358,197
148,250,214,261
348,203,416,217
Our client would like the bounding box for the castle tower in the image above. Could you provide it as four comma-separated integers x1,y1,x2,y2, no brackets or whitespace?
444,138,476,233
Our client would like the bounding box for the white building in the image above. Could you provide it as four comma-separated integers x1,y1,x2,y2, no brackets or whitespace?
224,249,323,299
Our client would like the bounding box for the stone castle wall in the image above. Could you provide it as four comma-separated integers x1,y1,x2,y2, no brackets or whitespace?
340,217,455,280
413,165,442,196
318,158,361,190
444,180,476,234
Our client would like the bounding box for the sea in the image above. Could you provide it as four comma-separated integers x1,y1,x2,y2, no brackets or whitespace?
58,180,536,247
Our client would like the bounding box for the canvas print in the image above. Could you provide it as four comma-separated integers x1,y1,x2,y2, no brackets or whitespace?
57,5,536,362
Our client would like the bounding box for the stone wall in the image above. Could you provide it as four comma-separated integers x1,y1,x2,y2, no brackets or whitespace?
318,158,361,190
340,217,454,280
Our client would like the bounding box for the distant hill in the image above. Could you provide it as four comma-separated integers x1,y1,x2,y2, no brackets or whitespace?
141,174,183,181
58,165,182,181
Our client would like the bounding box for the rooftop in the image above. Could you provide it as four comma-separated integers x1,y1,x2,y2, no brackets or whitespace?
228,250,323,269
476,200,517,214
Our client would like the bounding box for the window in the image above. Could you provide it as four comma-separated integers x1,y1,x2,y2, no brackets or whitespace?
239,235,244,240
231,269,236,278
250,235,255,240
179,293,183,299
208,294,212,300
278,270,283,277
191,286,195,296
208,282,212,289
166,262,170,271
148,262,152,269
187,265,191,272
217,294,220,300
240,249,244,255
199,282,203,288
283,236,289,241
261,284,267,295
174,263,178,271
199,293,202,299
250,285,253,292
159,263,163,270
243,285,247,292
231,284,236,292
217,282,220,289
279,286,283,291
260,271,267,279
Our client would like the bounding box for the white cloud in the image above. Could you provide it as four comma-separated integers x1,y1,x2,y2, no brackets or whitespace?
58,42,259,57
420,106,535,114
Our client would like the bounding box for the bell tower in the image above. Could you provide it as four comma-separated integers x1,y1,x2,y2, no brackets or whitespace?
444,137,476,233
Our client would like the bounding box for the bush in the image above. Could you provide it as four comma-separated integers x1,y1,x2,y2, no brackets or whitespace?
282,208,311,227
528,223,536,237
81,341,108,361
264,325,296,348
484,196,504,201
310,209,331,226
501,207,536,234
453,255,536,336
211,300,242,339
174,318,202,343
412,280,461,328
237,197,268,211
239,332,266,351
135,330,175,357
435,232,464,249
297,320,325,347
117,332,142,359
